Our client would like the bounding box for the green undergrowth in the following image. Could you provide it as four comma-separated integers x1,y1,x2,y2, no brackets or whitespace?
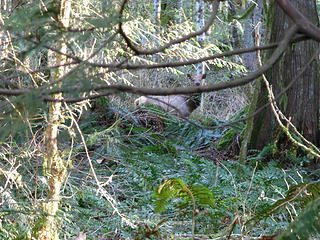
1,104,319,239
64,105,319,239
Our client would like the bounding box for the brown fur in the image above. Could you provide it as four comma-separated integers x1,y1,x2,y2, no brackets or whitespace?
134,74,206,117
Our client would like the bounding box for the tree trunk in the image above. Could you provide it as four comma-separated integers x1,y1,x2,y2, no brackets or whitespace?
35,0,71,239
228,1,240,49
177,0,183,24
249,0,319,151
196,0,206,112
152,0,161,69
242,0,264,72
239,0,265,163
154,0,161,24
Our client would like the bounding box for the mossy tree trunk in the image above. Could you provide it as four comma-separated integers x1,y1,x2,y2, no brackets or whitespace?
239,0,265,163
249,0,319,151
35,0,71,239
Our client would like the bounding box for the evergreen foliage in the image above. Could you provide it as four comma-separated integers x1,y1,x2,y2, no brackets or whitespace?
1,103,319,238
276,198,320,240
1,0,320,239
248,181,320,223
153,177,216,213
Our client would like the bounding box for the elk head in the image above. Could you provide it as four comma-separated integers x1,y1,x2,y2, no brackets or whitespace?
187,73,206,86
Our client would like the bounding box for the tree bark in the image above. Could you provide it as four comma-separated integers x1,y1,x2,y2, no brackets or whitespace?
35,0,71,239
154,0,161,24
228,1,240,49
239,0,264,163
177,0,183,24
196,0,206,112
242,0,264,72
249,0,319,151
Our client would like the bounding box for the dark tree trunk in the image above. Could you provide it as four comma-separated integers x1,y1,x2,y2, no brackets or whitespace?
228,1,240,49
249,0,319,150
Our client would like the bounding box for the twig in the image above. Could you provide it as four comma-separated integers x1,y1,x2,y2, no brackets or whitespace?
255,24,320,158
64,102,136,228
276,0,320,41
0,26,303,100
263,78,320,158
118,0,219,55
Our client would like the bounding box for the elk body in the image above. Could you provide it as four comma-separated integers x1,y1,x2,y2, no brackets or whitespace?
134,74,206,117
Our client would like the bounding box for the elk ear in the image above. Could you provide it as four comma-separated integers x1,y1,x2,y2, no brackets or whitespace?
187,74,192,79
202,74,206,79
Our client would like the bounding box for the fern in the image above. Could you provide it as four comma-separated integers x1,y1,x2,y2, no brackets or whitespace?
276,198,320,240
217,128,237,150
153,177,216,238
165,120,223,150
153,177,216,214
247,181,320,225
216,106,248,151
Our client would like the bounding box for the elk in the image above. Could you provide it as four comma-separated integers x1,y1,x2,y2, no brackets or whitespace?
134,74,206,117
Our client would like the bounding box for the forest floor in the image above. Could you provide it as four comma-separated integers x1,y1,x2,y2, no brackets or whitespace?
1,103,319,240
63,103,317,239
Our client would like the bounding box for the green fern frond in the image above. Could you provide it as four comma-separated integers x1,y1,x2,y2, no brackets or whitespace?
153,177,188,213
248,181,320,224
153,177,216,213
287,181,320,207
189,185,216,206
217,128,237,150
276,198,320,240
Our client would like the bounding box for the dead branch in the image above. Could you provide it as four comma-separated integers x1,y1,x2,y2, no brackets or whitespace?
0,24,299,100
276,0,320,41
118,0,219,55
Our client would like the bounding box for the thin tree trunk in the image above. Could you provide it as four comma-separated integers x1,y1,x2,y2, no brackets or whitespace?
196,0,206,112
228,1,240,49
242,0,264,72
152,0,161,84
36,0,71,239
196,0,205,67
177,0,183,24
154,0,161,24
239,0,264,163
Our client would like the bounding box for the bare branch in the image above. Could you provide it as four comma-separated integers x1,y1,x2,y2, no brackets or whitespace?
262,66,320,158
43,24,298,104
118,0,219,55
24,37,82,63
0,25,299,102
90,24,299,96
97,42,279,70
92,34,308,70
276,0,320,41
0,89,28,96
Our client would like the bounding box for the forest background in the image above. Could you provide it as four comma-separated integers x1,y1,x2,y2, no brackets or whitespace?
1,0,320,239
